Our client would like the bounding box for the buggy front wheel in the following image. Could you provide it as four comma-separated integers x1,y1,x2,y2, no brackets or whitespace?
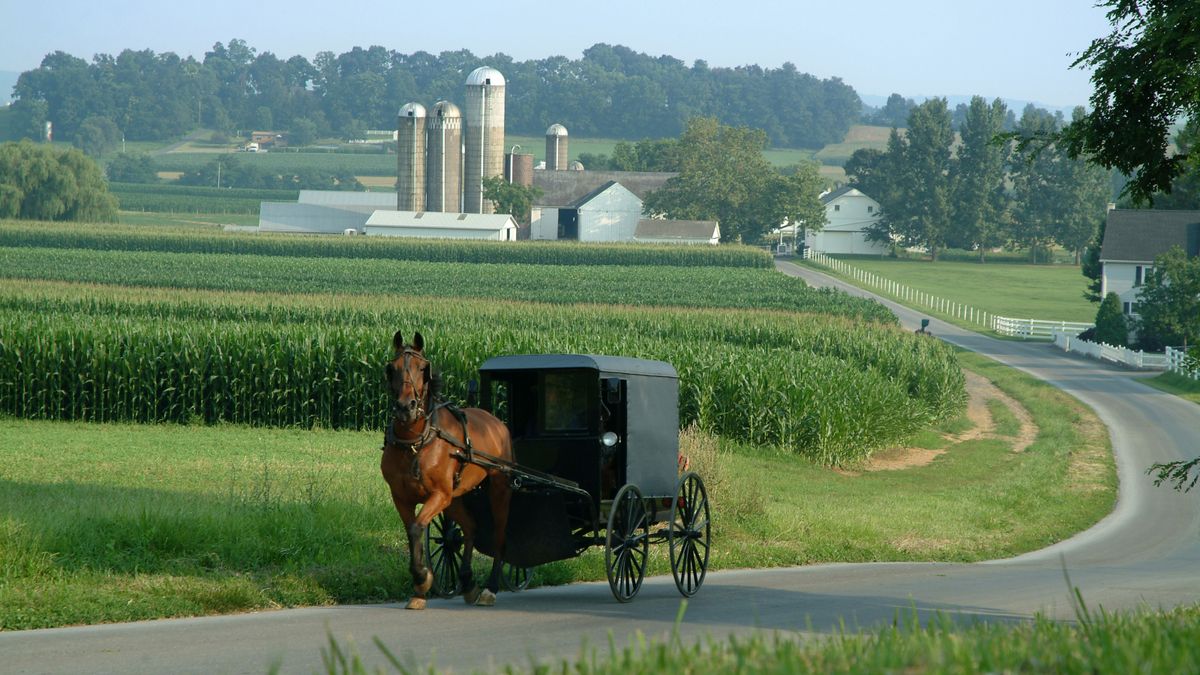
423,512,464,598
605,483,649,602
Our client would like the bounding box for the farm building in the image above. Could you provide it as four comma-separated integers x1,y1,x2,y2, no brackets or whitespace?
365,211,518,240
1100,208,1200,317
258,190,397,235
804,186,888,255
634,219,720,245
529,170,724,244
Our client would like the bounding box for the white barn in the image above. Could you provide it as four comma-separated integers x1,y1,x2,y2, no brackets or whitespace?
1100,208,1200,317
531,181,643,243
365,211,518,241
805,186,888,255
259,190,398,235
634,219,720,245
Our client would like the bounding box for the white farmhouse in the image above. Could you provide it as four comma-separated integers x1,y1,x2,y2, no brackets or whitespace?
804,186,889,255
1100,209,1200,316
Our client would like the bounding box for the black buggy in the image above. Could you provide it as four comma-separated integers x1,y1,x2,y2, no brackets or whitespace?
424,354,711,602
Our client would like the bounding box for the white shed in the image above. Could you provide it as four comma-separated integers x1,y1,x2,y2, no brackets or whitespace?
531,180,643,243
805,186,889,255
364,211,518,241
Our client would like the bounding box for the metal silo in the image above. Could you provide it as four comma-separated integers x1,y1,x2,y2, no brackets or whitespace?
545,124,569,171
426,101,463,213
463,66,506,214
504,151,534,188
397,103,427,212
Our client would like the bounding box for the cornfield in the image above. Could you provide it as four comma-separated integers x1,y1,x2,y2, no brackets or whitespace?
0,246,889,320
0,282,964,464
0,220,774,269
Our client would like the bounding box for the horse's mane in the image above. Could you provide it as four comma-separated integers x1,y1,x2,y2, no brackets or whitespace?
428,370,444,405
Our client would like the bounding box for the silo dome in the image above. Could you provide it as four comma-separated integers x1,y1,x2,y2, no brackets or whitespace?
465,66,506,87
569,160,585,171
546,123,568,137
432,101,461,118
399,102,426,118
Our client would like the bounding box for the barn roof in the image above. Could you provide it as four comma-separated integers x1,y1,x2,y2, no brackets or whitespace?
533,170,675,207
634,219,719,241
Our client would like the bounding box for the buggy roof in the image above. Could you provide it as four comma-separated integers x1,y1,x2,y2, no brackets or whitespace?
479,354,677,379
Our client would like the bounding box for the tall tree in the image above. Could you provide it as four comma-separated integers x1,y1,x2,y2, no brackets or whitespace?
483,176,542,226
0,140,117,221
1060,1,1200,204
643,117,825,243
951,97,1011,261
873,99,955,260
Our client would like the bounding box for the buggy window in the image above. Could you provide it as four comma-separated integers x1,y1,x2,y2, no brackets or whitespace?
541,371,590,432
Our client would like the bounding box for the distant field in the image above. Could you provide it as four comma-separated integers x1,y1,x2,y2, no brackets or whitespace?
814,124,893,167
817,255,1095,323
154,151,396,176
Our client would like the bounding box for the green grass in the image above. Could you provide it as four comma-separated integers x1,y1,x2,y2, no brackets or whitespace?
324,603,1200,674
805,255,1096,324
117,212,259,228
1141,371,1200,405
0,348,1113,629
153,151,396,176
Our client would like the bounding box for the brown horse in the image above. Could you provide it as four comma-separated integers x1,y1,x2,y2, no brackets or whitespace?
380,331,513,610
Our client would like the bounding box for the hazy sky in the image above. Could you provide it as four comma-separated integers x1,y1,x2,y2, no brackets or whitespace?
2,0,1113,108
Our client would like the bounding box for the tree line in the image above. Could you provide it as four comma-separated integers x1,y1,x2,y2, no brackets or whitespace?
847,97,1111,263
9,41,860,150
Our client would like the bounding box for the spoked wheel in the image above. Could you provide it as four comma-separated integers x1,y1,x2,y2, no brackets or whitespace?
423,512,464,598
605,483,649,603
501,562,532,592
668,472,711,597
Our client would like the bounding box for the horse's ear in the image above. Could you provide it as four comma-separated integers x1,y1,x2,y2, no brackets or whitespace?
392,330,405,354
412,331,425,353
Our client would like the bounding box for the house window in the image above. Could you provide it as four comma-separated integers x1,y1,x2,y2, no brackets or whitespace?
834,204,841,212
1123,301,1141,315
1134,265,1144,286
867,205,874,213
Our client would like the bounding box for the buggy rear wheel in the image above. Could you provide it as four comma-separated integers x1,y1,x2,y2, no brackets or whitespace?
424,512,464,598
501,562,532,592
668,472,710,597
605,483,649,603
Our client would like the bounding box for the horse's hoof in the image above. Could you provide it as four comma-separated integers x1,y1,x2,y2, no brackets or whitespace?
405,597,426,610
414,570,433,595
473,589,496,607
463,585,481,605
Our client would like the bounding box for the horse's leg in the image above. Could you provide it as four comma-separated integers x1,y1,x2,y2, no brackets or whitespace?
407,491,452,610
386,489,430,611
478,470,512,606
442,498,481,603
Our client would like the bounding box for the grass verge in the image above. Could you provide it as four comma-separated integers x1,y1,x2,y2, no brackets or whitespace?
0,348,1113,630
1140,371,1200,406
324,601,1200,674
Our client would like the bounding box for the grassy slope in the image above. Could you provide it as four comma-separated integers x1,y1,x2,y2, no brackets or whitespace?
0,349,1114,629
809,255,1096,324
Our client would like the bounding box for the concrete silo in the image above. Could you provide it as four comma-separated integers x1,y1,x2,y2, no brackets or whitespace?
504,151,534,187
463,66,506,214
426,101,463,213
397,103,427,212
545,124,569,171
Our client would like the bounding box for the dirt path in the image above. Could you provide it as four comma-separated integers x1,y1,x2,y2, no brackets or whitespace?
863,370,1038,472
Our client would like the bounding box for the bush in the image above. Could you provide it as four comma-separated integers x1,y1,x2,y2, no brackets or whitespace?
1094,292,1128,347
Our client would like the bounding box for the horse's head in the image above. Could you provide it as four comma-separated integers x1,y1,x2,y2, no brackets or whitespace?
386,331,432,426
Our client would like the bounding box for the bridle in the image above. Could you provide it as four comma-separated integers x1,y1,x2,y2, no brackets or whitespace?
386,348,436,452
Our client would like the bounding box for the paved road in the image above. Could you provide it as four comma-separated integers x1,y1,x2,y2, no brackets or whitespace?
3,261,1198,674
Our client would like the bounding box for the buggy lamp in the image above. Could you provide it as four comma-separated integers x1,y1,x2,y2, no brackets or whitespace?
601,431,619,447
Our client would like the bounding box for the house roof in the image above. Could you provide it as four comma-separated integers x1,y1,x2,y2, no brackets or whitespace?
533,170,676,207
298,190,397,208
820,185,860,204
1100,209,1200,262
634,219,719,241
365,210,517,231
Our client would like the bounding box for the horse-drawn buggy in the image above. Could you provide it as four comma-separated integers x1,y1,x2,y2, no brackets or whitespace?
381,333,710,608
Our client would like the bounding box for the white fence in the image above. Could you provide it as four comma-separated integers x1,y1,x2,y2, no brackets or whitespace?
802,249,1093,340
1052,331,1169,369
1166,346,1200,380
